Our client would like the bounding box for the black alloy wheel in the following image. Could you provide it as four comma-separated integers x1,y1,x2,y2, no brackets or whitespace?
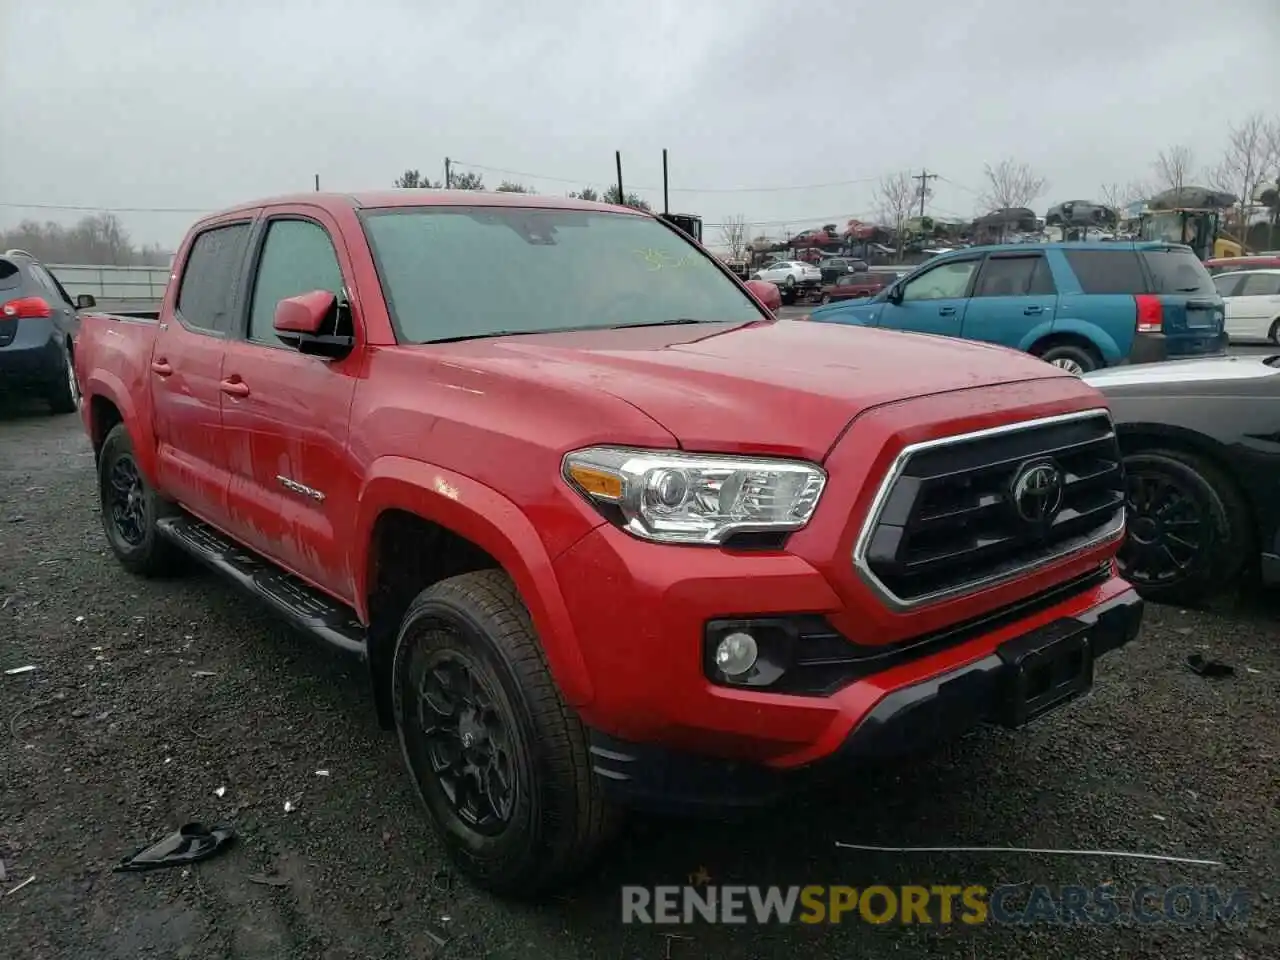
1116,448,1250,605
106,454,148,547
410,649,516,834
96,423,184,576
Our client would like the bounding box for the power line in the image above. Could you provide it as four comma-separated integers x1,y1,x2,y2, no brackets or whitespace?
450,159,882,194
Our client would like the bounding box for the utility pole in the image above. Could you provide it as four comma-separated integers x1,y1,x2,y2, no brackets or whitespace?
445,157,452,190
314,174,320,192
662,148,669,215
912,168,938,218
615,151,624,207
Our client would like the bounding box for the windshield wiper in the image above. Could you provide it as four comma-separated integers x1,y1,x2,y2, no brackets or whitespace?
606,318,715,330
426,324,598,344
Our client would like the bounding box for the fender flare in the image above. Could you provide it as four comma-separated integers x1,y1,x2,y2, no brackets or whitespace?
83,371,160,487
1014,319,1058,354
353,456,594,707
1038,318,1121,364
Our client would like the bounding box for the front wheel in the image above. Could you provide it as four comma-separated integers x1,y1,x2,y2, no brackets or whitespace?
1269,318,1280,346
1038,343,1100,375
1117,449,1251,605
820,294,831,304
392,570,618,897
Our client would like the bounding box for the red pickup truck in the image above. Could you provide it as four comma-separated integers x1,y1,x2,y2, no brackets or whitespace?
74,191,1142,897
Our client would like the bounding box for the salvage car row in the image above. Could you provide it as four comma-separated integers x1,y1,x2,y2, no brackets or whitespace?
3,195,1277,900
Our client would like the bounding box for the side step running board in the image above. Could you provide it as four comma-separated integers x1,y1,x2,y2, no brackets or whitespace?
156,516,366,658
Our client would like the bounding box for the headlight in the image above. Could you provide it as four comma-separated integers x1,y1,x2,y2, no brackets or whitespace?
562,446,827,544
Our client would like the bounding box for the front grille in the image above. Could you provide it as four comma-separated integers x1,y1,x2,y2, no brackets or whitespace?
854,410,1124,608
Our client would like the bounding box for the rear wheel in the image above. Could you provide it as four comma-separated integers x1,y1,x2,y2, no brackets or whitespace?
820,294,831,304
47,339,79,414
392,570,618,897
97,424,185,576
1269,318,1280,346
1116,448,1251,605
1038,342,1101,375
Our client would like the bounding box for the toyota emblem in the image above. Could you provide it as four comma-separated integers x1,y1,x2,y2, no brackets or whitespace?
1010,459,1064,526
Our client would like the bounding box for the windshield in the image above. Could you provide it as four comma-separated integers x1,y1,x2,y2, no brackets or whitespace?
1140,248,1217,296
360,206,765,343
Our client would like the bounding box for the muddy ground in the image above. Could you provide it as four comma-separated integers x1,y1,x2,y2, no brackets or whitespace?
1,403,1277,959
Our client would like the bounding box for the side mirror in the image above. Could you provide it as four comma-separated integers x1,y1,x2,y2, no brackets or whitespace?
75,293,96,309
885,284,904,304
745,279,782,314
273,289,354,358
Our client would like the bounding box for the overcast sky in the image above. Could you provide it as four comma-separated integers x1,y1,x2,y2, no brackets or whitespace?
3,0,1279,250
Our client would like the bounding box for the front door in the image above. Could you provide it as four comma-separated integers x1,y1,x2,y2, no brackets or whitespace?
149,220,254,524
220,211,362,601
878,257,980,337
961,252,1059,349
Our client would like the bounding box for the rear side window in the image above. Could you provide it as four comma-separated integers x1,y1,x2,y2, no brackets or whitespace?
1063,249,1147,295
1140,249,1217,296
176,223,252,334
972,256,1056,297
1238,273,1280,297
0,259,20,291
1214,274,1245,297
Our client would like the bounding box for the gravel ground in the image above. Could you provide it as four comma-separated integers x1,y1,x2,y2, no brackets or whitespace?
1,403,1277,960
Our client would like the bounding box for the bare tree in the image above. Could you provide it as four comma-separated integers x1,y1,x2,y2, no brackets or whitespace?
1207,113,1280,250
449,170,485,191
1099,180,1150,212
496,180,535,193
1152,145,1195,195
718,214,749,261
979,159,1047,212
875,171,915,260
568,187,600,202
0,213,170,266
393,169,441,188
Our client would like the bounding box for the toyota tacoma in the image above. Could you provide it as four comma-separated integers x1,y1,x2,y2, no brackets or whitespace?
73,190,1142,897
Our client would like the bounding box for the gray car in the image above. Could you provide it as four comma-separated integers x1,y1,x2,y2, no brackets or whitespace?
0,249,94,413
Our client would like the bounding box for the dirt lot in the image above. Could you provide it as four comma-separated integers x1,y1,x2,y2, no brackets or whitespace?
1,404,1277,960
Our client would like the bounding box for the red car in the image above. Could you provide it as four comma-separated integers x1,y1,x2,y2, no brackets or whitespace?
819,271,900,303
74,191,1141,897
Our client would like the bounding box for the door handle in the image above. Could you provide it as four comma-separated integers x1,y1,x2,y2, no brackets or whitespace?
219,378,250,398
938,306,957,316
151,360,173,376
1024,305,1044,315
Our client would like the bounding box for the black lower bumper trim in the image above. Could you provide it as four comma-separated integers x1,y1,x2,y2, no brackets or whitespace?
588,588,1143,812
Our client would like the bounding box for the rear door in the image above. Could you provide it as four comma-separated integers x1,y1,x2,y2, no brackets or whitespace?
150,219,254,525
1231,272,1280,340
960,252,1058,349
1138,247,1226,358
876,255,980,337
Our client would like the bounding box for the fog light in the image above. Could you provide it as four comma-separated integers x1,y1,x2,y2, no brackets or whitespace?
715,631,759,678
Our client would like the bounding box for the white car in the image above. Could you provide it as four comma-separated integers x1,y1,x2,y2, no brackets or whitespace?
1214,269,1280,343
751,260,822,295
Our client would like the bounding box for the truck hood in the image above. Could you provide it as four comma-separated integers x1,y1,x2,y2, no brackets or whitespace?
438,320,1074,459
1084,355,1280,394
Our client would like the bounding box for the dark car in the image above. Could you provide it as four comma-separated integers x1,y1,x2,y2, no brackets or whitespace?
817,257,868,284
0,249,94,413
1083,356,1280,603
819,271,899,303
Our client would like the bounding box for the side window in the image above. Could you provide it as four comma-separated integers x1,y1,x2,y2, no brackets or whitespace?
972,257,1040,297
837,275,856,287
900,260,977,301
176,223,252,334
246,219,344,346
1239,273,1280,297
1214,274,1244,298
1062,249,1147,294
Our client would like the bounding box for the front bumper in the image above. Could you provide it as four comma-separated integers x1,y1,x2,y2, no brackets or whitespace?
585,585,1142,812
0,317,61,393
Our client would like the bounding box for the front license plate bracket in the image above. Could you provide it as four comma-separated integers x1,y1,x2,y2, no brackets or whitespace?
996,618,1094,728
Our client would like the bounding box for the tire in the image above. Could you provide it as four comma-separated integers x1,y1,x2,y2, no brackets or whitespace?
1038,342,1100,375
784,275,797,289
1269,318,1280,346
820,295,831,304
97,423,186,577
47,339,80,414
391,570,618,898
1116,448,1252,606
